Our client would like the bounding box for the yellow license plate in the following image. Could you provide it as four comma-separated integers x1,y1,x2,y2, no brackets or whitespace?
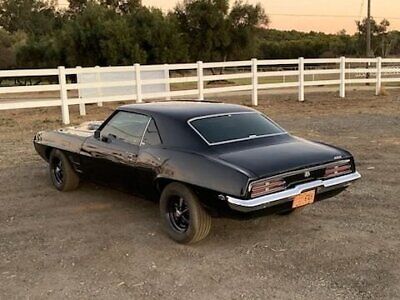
292,190,316,208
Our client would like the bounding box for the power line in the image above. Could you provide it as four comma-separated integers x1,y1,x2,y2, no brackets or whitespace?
268,13,400,20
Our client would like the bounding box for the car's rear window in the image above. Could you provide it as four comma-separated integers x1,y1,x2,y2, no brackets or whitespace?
189,112,285,145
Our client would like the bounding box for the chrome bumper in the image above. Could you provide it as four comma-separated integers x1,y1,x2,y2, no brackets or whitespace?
227,172,361,212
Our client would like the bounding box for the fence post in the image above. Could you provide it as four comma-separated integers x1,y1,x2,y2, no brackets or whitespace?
95,66,103,107
58,66,70,125
135,63,143,103
76,66,86,116
197,61,204,101
164,64,171,100
376,57,382,96
251,58,258,106
339,56,346,98
298,57,305,102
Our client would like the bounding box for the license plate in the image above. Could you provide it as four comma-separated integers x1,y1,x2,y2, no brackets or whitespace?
292,190,316,208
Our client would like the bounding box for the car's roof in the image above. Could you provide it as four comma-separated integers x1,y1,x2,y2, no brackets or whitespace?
118,101,255,121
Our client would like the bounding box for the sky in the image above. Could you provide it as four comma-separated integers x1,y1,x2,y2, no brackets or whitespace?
141,0,400,34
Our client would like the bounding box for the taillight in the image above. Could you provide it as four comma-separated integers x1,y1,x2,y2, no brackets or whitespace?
324,161,352,179
249,179,286,198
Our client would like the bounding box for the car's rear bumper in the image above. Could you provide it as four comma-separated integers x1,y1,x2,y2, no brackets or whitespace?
227,172,361,212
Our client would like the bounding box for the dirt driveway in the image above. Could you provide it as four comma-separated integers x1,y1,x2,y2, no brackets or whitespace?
0,90,399,299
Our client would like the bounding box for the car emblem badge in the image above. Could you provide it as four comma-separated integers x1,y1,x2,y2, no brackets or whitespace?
304,171,311,178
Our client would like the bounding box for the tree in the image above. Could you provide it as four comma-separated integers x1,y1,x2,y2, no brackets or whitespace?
173,0,230,62
384,31,400,57
0,29,26,69
99,0,141,14
16,34,61,68
173,0,267,62
59,3,188,66
356,18,391,57
59,3,146,66
127,7,189,64
0,0,61,36
15,1,189,67
256,28,359,59
67,0,88,13
227,1,268,59
67,0,142,14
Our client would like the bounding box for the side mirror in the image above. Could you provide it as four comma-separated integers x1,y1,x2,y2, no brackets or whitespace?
94,130,101,140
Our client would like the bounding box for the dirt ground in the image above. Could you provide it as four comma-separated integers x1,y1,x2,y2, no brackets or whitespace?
0,89,399,299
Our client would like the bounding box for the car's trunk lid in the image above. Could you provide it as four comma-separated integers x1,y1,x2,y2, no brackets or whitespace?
216,135,346,178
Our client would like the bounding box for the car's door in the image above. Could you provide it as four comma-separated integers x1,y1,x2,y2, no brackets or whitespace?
81,111,150,191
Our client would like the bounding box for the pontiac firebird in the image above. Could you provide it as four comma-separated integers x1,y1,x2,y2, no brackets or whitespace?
34,101,361,243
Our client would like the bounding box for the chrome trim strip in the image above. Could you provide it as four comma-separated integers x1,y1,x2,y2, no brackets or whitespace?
227,171,361,209
139,118,152,146
189,111,256,122
187,112,287,146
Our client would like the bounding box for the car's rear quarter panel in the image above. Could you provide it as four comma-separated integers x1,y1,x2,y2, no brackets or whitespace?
146,148,251,198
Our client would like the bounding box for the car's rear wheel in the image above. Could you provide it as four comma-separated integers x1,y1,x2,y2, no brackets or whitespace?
49,149,80,192
160,182,211,244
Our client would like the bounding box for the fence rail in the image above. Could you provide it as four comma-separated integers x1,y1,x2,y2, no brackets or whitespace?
0,57,399,124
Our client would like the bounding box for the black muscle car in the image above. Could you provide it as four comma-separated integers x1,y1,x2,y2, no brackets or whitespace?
34,101,361,243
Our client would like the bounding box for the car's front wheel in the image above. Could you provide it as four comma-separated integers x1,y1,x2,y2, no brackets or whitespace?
160,183,211,244
49,149,80,192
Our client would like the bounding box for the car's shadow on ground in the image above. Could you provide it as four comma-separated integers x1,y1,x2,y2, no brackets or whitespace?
26,162,300,245
2,162,337,249
67,177,316,247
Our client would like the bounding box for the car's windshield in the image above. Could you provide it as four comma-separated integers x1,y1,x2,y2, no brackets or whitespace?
189,112,286,145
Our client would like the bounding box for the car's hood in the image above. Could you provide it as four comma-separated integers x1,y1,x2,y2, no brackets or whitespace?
217,136,348,178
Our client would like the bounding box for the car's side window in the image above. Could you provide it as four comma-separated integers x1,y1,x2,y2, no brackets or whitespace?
101,111,150,146
142,119,162,146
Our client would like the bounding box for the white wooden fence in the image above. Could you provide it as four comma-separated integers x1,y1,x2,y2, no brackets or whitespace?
1,57,400,124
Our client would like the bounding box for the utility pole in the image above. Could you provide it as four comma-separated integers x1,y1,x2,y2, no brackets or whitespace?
366,0,372,57
365,0,372,84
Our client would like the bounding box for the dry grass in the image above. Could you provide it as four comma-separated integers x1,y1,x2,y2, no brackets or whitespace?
1,89,400,299
379,85,390,96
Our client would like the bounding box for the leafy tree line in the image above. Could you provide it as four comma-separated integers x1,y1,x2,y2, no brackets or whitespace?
0,0,399,70
257,18,400,59
0,0,266,68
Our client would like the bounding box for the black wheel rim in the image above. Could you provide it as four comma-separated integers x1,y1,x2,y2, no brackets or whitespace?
53,158,63,185
167,196,190,233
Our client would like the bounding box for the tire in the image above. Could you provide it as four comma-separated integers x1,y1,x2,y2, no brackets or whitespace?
49,149,80,192
159,182,212,244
